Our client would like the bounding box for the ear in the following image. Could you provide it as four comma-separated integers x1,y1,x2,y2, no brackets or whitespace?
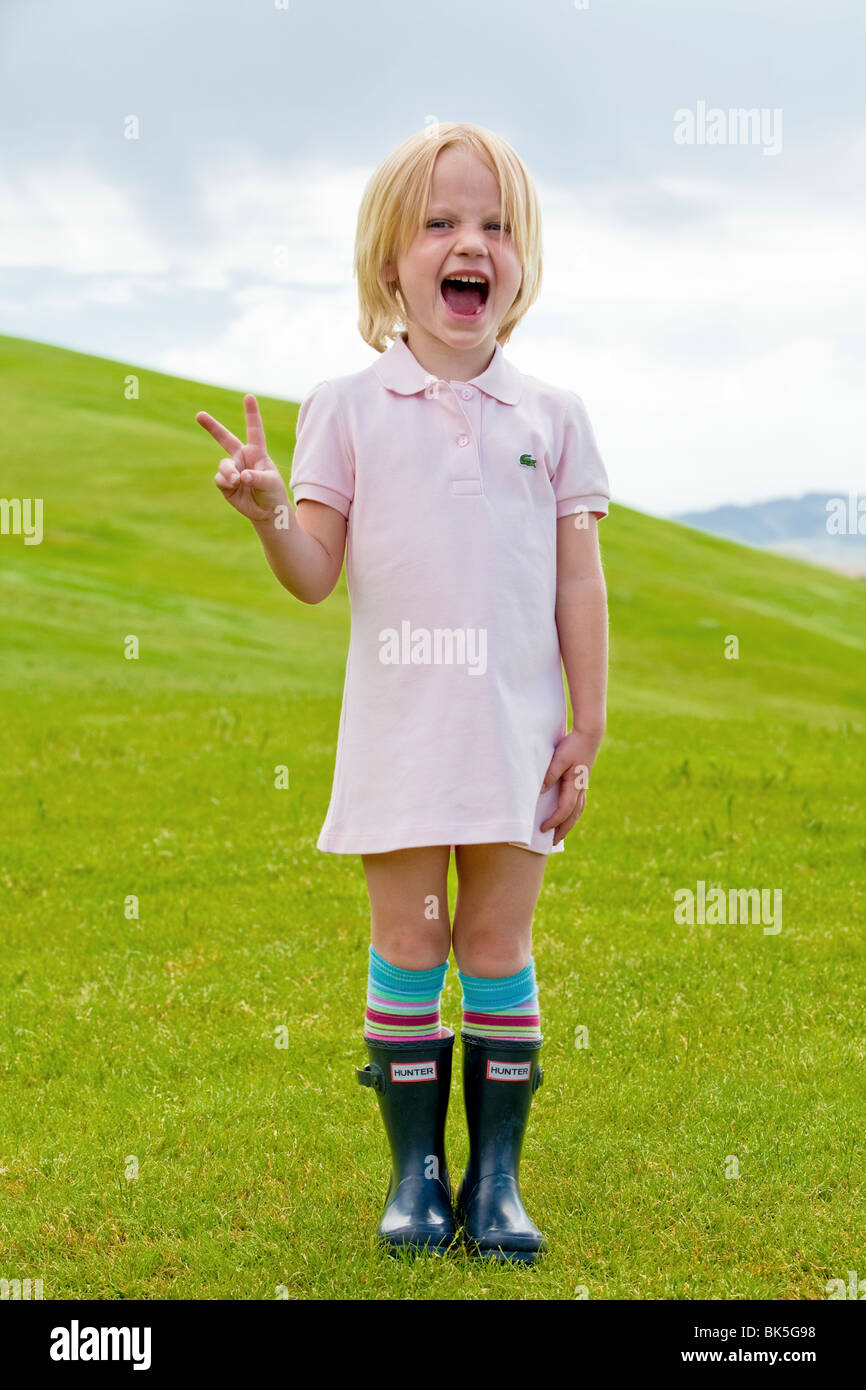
380,263,397,286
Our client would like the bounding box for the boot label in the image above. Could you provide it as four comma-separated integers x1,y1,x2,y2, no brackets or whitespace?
487,1060,531,1082
390,1061,437,1082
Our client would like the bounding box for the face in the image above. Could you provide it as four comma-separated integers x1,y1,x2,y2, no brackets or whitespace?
382,146,523,358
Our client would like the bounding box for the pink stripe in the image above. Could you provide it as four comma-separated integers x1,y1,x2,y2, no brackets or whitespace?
366,1007,439,1026
462,1010,539,1026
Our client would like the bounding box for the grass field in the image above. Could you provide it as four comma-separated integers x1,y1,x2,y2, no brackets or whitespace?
1,333,863,1300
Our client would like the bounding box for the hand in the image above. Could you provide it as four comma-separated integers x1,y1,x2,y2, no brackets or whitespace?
539,729,601,846
196,394,289,523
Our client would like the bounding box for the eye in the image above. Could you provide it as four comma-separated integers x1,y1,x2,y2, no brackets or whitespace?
426,219,512,232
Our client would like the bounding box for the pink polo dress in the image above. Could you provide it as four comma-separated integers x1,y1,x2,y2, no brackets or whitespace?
289,331,610,856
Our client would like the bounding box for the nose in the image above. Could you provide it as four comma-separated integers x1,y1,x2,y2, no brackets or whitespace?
452,225,489,258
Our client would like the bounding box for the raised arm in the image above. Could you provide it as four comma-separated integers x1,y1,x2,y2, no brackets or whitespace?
196,393,346,604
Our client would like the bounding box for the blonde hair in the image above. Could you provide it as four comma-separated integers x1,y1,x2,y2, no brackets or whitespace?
354,122,543,353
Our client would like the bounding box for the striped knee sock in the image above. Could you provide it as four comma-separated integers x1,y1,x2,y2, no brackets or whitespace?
458,958,542,1042
364,945,450,1042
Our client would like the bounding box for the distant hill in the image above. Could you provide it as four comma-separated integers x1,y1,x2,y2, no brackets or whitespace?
672,492,866,578
1,334,865,1304
1,332,863,730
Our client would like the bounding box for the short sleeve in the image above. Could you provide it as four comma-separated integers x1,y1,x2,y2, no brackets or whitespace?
552,391,611,520
289,379,354,519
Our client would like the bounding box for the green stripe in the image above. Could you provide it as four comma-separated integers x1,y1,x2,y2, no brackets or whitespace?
368,987,439,1005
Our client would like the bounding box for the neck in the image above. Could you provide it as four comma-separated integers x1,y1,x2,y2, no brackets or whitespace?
401,325,498,384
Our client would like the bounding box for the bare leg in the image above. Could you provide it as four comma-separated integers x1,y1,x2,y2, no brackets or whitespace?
451,843,548,977
358,846,457,1255
361,845,452,969
450,843,549,1262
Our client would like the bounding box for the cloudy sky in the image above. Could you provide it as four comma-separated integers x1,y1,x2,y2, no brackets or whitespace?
1,0,863,514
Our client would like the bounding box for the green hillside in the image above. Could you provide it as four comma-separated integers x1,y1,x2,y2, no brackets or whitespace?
1,334,863,1301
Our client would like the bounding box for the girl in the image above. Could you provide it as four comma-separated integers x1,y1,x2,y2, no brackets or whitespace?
196,122,610,1265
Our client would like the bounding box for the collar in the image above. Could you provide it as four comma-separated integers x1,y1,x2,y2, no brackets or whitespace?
373,331,522,405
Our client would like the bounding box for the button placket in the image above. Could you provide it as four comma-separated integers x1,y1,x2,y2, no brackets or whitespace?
445,382,482,497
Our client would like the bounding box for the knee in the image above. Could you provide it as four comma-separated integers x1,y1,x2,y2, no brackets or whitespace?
453,919,530,978
372,921,451,971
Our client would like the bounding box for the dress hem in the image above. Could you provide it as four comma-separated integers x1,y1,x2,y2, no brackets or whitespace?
315,821,565,855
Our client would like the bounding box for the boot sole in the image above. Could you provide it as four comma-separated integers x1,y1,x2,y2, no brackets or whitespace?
456,1204,546,1265
464,1242,545,1265
379,1233,460,1257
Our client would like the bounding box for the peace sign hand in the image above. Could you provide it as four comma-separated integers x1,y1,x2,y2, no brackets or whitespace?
196,394,289,523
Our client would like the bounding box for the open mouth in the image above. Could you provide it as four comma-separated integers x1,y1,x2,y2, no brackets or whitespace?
440,274,490,318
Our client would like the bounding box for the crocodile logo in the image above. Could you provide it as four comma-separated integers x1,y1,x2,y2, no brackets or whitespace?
519,453,536,468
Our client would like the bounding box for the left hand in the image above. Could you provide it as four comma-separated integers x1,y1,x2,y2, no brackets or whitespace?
539,729,602,846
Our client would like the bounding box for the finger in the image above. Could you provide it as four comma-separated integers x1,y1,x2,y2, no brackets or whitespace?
543,753,591,793
214,471,235,492
551,797,587,844
196,410,244,462
552,791,588,842
540,782,579,832
541,752,569,791
553,807,582,845
239,468,277,487
243,394,267,455
218,457,240,482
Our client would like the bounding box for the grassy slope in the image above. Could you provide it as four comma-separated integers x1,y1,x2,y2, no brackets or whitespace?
0,334,863,1300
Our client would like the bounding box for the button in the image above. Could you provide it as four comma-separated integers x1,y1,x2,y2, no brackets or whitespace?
457,435,469,447
461,388,473,399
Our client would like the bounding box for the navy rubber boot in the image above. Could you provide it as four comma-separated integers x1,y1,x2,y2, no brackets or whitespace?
455,1032,547,1264
356,1030,457,1255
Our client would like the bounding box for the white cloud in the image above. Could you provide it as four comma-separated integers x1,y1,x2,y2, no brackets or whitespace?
177,159,369,292
513,171,866,511
160,285,372,403
0,165,169,274
3,151,864,513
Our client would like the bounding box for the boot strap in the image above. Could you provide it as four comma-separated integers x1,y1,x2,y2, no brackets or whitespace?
356,1063,385,1093
532,1064,544,1094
